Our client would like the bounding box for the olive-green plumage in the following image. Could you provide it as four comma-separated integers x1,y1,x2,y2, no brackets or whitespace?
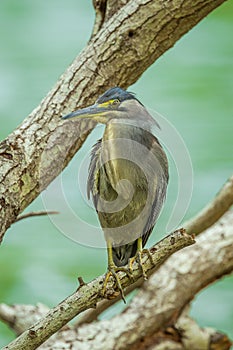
62,87,168,289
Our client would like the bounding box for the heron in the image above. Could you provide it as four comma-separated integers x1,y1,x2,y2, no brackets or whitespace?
62,87,169,301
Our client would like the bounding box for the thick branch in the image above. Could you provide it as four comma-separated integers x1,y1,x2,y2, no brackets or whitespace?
71,174,233,326
91,0,107,37
1,212,232,350
0,303,50,337
0,0,227,242
184,175,233,235
84,211,232,350
48,209,233,350
1,305,231,350
1,229,194,350
149,307,232,350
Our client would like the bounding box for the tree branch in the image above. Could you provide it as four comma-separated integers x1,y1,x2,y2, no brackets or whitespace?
184,175,233,235
72,174,233,326
148,306,232,350
1,229,194,350
1,305,231,350
91,0,107,37
15,211,59,222
1,211,232,349
115,211,232,350
0,1,231,349
0,0,227,243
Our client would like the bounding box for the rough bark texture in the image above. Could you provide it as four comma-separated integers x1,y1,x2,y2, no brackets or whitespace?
0,1,232,349
1,230,195,350
1,306,231,350
1,211,232,350
0,0,227,243
72,174,233,326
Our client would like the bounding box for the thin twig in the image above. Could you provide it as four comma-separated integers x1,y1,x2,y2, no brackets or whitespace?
15,211,59,222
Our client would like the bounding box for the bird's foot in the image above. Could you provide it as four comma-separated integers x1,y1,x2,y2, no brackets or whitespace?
128,256,137,275
129,249,153,280
102,265,132,303
141,248,154,266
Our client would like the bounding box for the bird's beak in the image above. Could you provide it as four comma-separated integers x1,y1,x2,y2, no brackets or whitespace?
61,101,113,124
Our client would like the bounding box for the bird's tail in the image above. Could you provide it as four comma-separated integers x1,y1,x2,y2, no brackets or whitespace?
112,241,138,267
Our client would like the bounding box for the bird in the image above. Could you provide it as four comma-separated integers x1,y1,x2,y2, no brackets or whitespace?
62,87,169,301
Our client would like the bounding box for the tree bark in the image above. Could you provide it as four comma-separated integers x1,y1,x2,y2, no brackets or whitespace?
1,306,232,350
1,176,232,348
0,230,195,350
0,0,227,243
1,211,232,350
0,1,232,349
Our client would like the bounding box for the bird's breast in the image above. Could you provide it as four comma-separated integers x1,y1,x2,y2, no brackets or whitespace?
88,120,168,246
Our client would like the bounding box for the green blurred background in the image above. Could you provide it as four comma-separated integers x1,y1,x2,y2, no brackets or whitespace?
0,1,232,347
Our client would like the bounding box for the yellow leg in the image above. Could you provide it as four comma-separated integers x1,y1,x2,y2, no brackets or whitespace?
128,237,154,280
136,237,148,279
137,236,143,251
107,239,115,268
102,240,131,303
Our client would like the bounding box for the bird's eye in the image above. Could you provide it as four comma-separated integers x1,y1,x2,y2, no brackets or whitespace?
112,99,120,105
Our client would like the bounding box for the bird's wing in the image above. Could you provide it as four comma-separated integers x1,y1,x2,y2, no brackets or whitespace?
142,137,169,246
87,139,102,206
142,173,168,247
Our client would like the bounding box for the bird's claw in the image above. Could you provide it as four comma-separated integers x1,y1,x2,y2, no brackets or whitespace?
129,249,154,280
141,248,154,265
102,266,132,303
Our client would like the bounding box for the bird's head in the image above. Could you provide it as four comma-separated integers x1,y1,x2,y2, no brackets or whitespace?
61,87,156,127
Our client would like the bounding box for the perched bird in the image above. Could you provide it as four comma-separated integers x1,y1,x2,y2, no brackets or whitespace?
62,87,169,300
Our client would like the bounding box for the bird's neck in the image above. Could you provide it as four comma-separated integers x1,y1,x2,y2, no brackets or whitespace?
103,120,152,143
